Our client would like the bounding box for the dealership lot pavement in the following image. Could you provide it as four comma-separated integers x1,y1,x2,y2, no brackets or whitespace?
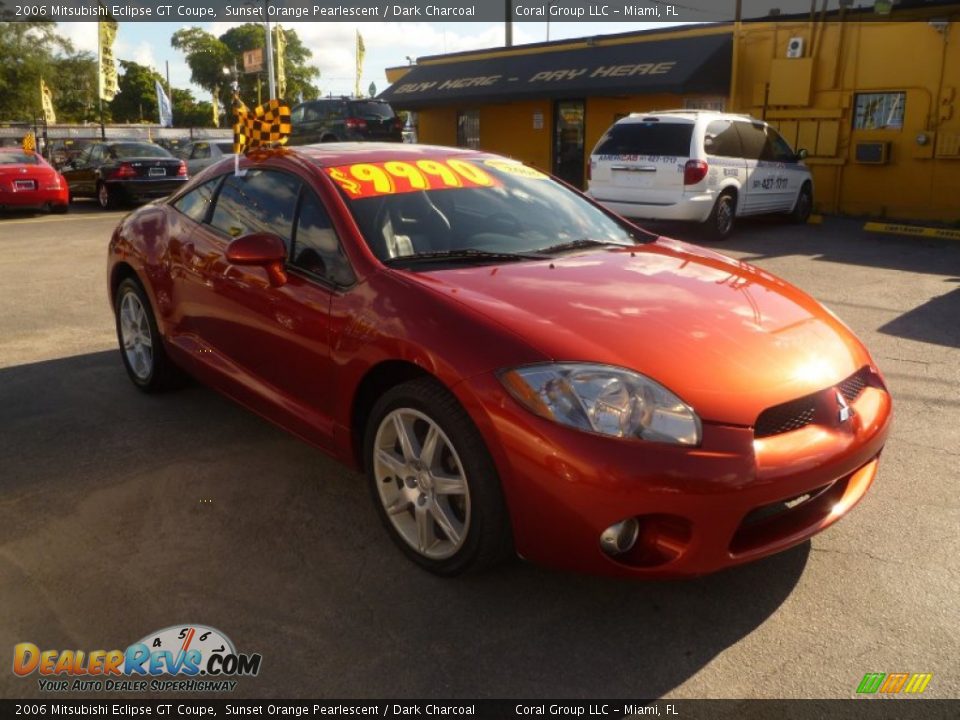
1,204,957,700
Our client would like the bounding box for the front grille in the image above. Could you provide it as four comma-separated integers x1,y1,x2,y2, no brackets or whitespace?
754,398,817,438
753,366,872,438
838,367,869,403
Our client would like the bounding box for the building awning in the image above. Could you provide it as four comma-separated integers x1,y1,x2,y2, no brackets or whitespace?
380,32,732,109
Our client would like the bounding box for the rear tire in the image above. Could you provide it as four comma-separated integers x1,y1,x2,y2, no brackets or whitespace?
97,182,117,210
789,183,813,224
364,377,513,576
703,190,736,240
114,277,185,393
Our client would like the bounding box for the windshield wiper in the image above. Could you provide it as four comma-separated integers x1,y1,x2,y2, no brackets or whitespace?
534,238,636,255
384,249,548,265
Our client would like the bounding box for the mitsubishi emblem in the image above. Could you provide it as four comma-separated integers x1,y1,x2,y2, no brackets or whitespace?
836,391,854,423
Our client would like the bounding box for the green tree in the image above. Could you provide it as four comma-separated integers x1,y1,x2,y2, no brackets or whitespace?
110,60,165,123
0,21,73,121
172,23,319,115
170,88,215,128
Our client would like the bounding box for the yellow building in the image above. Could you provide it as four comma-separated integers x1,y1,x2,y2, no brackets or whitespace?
382,6,960,221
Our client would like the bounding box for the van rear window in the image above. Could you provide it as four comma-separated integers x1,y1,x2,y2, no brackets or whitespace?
593,122,693,157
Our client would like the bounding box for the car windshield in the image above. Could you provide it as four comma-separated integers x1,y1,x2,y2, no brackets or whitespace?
0,152,40,165
109,143,171,159
325,156,645,266
594,121,694,157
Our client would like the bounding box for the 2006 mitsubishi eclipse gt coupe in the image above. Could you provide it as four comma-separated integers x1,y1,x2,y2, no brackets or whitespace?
107,143,892,578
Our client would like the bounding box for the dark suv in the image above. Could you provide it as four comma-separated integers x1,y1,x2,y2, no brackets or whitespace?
289,98,402,144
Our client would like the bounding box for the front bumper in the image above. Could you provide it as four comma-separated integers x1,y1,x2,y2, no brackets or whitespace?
454,372,892,578
590,192,715,223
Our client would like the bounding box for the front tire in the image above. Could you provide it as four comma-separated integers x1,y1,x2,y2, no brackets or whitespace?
114,277,184,392
364,378,513,576
703,190,736,240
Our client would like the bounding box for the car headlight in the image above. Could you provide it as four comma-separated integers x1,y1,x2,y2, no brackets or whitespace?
499,363,701,445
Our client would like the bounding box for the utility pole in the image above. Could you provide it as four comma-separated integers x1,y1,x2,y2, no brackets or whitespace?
264,15,276,99
505,0,512,46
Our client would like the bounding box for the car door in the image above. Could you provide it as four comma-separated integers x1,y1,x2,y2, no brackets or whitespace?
735,121,780,215
763,126,807,212
64,144,96,196
181,167,340,445
702,119,747,209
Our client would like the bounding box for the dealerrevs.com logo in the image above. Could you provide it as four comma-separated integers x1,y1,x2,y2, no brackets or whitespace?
13,624,261,693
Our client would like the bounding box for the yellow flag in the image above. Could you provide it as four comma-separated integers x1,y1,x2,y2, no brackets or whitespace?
98,19,119,101
355,31,365,97
22,132,36,154
275,25,287,99
233,97,292,154
40,79,57,124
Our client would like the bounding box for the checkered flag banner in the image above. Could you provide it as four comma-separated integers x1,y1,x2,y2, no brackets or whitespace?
233,97,292,154
22,132,36,154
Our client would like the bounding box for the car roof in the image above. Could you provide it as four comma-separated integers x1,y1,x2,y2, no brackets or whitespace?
292,142,490,168
618,110,759,124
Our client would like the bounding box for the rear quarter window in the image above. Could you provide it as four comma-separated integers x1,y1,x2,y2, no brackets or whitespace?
593,122,693,158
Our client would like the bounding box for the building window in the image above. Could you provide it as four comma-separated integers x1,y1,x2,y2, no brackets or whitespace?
853,92,905,130
457,110,480,149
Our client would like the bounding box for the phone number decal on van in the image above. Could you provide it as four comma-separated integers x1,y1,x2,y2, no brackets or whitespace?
593,155,679,164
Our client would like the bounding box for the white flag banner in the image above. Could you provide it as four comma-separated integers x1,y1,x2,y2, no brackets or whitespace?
155,81,173,128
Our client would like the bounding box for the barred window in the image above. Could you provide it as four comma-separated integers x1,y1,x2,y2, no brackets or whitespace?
853,92,905,130
456,110,480,149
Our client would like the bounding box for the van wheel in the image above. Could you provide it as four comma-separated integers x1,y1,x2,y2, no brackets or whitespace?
789,183,813,224
703,191,736,240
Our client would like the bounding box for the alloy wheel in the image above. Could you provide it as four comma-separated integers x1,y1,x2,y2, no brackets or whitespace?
373,408,471,560
119,291,153,380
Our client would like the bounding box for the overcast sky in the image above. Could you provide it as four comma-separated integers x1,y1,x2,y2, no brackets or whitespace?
54,20,687,102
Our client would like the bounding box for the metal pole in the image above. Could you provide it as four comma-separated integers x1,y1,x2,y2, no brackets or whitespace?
505,0,513,46
264,16,276,99
97,34,106,139
166,60,173,122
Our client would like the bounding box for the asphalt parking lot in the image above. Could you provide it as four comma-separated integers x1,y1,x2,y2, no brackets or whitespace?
1,201,957,701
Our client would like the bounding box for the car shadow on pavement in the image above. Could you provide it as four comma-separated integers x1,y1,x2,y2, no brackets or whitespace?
0,351,809,700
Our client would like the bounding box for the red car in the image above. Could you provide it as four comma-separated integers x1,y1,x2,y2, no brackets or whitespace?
106,144,892,578
0,148,69,213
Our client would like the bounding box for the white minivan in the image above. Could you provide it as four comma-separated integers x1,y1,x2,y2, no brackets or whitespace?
587,111,813,239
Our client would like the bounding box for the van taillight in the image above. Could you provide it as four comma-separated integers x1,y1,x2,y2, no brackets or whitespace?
345,117,367,130
683,159,708,185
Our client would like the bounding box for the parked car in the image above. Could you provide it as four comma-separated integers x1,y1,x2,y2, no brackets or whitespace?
62,141,187,209
587,111,814,239
49,138,96,169
0,147,69,213
154,137,192,157
180,140,235,176
289,97,403,144
107,143,890,578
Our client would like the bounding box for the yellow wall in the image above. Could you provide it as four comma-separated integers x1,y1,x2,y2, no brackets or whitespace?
732,18,960,220
406,14,960,221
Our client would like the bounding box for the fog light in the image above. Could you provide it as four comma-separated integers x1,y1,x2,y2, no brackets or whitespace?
600,518,640,556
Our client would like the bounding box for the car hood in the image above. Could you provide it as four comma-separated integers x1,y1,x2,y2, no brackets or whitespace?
405,238,872,426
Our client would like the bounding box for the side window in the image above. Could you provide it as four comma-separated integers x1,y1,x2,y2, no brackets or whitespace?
191,143,211,160
291,191,356,286
764,128,797,163
210,169,302,244
76,146,93,166
173,176,224,223
703,120,743,158
90,145,105,164
735,122,767,160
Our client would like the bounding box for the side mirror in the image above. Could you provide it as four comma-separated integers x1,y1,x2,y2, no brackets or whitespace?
796,148,808,161
225,232,288,287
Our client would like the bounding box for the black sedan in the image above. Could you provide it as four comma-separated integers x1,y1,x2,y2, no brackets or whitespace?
61,141,188,209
